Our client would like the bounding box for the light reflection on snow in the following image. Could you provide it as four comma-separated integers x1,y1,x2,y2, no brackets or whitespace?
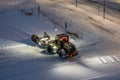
51,54,120,79
51,63,102,79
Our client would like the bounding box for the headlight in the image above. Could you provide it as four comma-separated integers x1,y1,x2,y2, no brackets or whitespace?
38,43,41,45
49,43,53,46
53,46,57,49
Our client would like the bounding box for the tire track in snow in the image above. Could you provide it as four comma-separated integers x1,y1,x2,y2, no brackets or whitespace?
0,27,30,42
0,50,15,64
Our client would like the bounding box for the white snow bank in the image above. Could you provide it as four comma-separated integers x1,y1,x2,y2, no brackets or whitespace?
0,38,28,49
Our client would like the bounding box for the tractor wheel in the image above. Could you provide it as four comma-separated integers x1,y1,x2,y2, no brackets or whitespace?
58,49,67,59
47,45,55,54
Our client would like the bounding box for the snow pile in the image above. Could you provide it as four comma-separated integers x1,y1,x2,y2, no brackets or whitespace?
0,38,28,49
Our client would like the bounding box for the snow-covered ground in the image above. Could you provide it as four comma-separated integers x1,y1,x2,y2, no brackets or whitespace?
90,0,120,10
0,0,120,80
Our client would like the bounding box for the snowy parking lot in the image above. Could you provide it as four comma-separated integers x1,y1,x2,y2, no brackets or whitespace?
0,0,120,80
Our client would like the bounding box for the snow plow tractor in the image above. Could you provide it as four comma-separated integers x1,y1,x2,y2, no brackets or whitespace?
31,32,78,59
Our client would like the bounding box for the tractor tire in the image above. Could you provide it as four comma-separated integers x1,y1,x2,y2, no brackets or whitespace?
58,49,67,59
47,45,55,54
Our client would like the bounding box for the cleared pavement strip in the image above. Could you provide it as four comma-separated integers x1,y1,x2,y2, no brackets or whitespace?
83,54,120,65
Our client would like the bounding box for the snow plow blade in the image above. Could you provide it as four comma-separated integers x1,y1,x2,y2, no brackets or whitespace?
31,32,50,47
31,34,40,45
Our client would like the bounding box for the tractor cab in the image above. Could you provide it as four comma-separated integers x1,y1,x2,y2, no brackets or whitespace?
55,33,69,44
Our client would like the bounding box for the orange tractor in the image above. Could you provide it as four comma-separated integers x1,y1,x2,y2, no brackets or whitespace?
31,32,78,59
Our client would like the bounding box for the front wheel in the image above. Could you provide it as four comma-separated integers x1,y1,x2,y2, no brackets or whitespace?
47,45,55,55
58,49,67,59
